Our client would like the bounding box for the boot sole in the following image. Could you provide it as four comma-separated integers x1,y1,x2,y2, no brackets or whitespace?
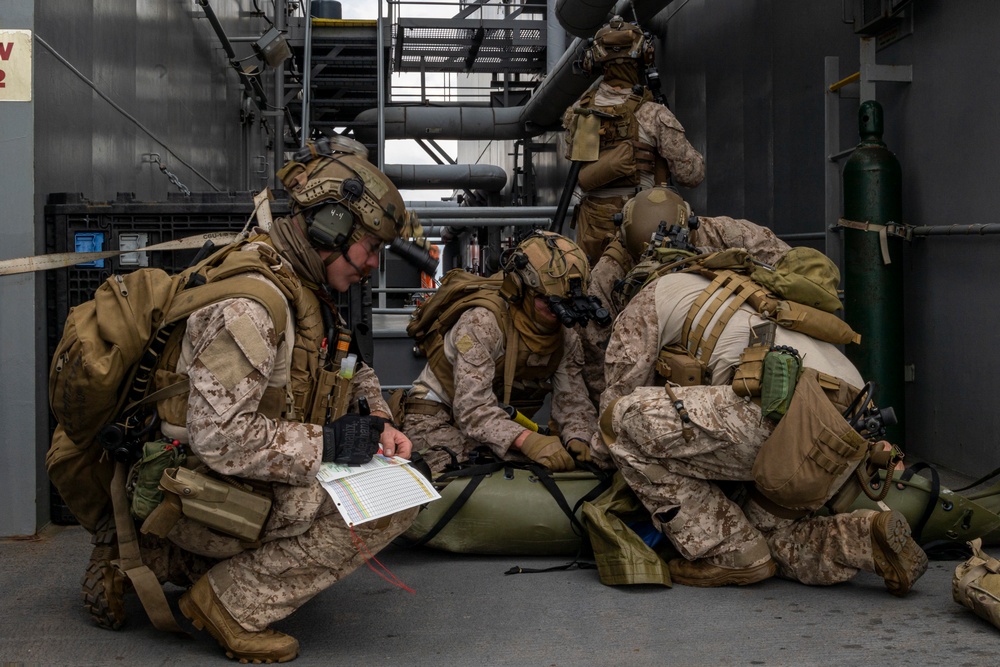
872,510,929,597
179,592,298,664
670,560,777,587
81,515,126,630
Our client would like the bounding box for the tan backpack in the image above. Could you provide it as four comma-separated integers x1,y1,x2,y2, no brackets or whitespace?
46,240,288,532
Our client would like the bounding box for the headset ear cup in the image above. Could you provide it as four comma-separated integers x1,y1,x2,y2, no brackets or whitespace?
501,271,523,303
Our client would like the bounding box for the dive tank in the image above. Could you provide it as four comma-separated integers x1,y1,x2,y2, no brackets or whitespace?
842,100,904,443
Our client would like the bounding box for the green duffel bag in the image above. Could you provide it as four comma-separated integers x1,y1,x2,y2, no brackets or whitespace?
403,459,611,556
848,463,1000,556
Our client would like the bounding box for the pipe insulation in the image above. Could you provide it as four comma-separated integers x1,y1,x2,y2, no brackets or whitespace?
382,164,508,191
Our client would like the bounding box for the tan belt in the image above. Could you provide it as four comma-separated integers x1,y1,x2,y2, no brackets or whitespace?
405,396,448,417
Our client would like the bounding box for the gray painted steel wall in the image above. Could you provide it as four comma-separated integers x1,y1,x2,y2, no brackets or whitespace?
0,2,39,536
658,0,999,474
470,1,1000,476
0,0,275,535
874,1,1000,473
34,0,273,201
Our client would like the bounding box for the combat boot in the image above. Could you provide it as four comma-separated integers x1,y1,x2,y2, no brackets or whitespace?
179,574,299,664
871,510,928,596
80,514,127,630
668,557,777,587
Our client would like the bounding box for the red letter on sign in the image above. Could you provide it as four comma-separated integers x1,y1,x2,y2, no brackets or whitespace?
0,70,5,88
0,42,13,60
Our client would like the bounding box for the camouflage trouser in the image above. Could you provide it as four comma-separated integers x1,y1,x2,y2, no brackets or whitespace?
402,405,482,474
607,385,876,583
402,405,538,475
573,194,629,265
207,497,419,632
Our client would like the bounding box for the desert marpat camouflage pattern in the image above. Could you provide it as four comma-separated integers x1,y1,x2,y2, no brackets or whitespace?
690,215,792,268
581,252,627,407
403,306,597,473
563,81,706,191
581,216,791,408
176,295,412,631
606,386,881,582
598,268,881,584
563,81,705,263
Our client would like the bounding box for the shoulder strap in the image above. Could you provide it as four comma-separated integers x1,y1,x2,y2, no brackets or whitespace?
602,238,632,273
109,462,187,634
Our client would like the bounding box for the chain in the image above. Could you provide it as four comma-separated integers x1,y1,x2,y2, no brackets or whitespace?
144,153,191,196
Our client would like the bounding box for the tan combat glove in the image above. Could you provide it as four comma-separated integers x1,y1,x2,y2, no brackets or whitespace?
520,432,575,472
565,438,593,463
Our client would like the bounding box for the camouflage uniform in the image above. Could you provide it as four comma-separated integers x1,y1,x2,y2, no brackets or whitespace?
166,246,416,632
403,306,597,474
563,81,706,262
581,216,790,410
599,271,884,584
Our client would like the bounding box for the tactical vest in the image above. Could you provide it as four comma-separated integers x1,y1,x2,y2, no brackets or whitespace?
154,239,336,435
572,87,666,191
618,251,860,385
423,291,565,417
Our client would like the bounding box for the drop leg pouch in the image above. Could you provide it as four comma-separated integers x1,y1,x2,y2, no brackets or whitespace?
158,467,271,543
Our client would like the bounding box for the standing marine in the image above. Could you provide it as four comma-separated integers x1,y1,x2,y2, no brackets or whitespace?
563,16,705,264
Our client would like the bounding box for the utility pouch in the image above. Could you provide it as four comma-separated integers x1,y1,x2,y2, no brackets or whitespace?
732,345,769,398
759,346,802,421
127,439,186,521
158,467,272,543
655,345,705,387
752,368,868,511
578,141,639,191
308,367,339,424
954,538,1000,631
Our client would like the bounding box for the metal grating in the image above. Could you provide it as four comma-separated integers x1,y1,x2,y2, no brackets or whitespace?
393,18,546,73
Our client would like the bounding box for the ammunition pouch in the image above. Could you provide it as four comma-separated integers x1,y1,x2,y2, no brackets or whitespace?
155,467,272,543
655,345,706,387
732,345,769,398
752,368,868,511
308,368,353,424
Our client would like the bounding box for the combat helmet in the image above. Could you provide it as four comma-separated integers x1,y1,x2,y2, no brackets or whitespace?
580,15,654,74
499,231,590,303
277,136,406,259
618,186,694,261
612,188,701,310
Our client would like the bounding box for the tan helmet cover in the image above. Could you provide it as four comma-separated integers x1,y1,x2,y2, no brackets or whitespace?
583,16,651,72
505,231,590,299
620,186,693,261
277,144,406,246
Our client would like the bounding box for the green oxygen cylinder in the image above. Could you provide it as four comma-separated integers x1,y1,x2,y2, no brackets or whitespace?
842,100,904,443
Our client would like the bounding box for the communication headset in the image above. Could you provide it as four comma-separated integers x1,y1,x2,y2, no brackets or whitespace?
499,248,531,303
498,230,572,304
300,172,366,252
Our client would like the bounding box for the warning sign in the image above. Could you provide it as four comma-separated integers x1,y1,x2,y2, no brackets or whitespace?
0,30,32,102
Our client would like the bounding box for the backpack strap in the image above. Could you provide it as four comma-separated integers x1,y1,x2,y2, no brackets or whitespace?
108,462,187,634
